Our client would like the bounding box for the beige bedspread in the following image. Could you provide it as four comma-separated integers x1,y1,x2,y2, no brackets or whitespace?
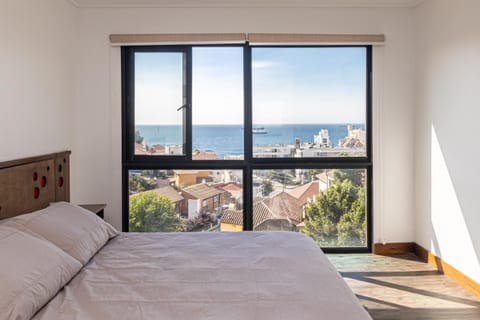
34,232,371,320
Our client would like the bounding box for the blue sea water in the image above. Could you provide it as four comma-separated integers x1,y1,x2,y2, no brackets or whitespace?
136,124,365,159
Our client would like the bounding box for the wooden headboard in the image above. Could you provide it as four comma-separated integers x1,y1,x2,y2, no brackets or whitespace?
0,151,71,220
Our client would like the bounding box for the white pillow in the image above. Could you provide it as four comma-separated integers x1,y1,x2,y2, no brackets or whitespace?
5,202,119,265
0,225,82,320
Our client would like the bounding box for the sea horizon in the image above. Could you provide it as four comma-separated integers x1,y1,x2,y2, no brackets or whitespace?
136,123,365,158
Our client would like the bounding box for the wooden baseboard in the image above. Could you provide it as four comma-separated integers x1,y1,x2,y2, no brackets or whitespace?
373,242,480,298
373,242,415,255
413,243,429,261
414,244,480,298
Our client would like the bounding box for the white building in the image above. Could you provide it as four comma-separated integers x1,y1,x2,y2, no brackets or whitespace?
344,125,367,146
314,129,331,148
164,145,183,155
253,146,294,158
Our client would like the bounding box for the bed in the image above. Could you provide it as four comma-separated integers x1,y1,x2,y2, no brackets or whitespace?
0,152,371,320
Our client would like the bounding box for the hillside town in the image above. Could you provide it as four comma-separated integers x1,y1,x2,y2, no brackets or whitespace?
129,167,340,232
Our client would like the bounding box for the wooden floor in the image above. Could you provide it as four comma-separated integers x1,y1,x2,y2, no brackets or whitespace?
328,253,480,320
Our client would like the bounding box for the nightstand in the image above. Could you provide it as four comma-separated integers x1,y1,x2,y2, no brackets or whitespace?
79,204,106,219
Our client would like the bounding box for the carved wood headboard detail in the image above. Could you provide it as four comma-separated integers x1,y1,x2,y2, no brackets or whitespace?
0,151,71,220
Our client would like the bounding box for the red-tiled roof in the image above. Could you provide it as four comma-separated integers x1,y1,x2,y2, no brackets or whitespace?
263,192,303,224
174,170,208,175
152,186,184,203
221,201,274,228
135,143,148,155
316,171,335,184
150,144,165,154
182,183,223,200
221,192,303,228
287,181,320,205
219,183,243,198
220,209,243,226
192,150,218,160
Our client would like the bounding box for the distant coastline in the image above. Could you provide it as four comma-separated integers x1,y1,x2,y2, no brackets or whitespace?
136,123,365,159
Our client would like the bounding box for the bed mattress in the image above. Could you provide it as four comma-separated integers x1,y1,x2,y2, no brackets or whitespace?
33,232,371,320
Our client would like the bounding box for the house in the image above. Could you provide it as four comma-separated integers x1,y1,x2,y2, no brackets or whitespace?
217,182,243,207
174,170,211,188
180,183,224,219
134,143,148,155
220,192,303,231
151,186,184,214
338,125,367,148
192,149,218,160
287,180,321,205
149,144,165,155
135,143,165,155
220,200,293,232
316,171,335,191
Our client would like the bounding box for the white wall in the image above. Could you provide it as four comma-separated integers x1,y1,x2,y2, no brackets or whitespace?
0,0,76,161
72,5,416,242
414,0,480,283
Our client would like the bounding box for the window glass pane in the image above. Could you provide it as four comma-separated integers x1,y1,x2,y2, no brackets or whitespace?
192,47,244,160
128,169,243,232
252,47,367,158
134,52,185,156
252,168,367,247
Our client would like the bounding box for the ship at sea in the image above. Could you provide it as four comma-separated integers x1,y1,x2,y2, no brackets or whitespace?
252,127,268,134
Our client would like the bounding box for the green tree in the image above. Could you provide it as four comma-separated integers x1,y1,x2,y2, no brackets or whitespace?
135,130,144,144
129,175,157,193
262,179,274,196
140,170,166,179
270,170,295,186
129,192,181,232
182,212,216,232
308,169,319,181
334,169,363,187
301,179,366,247
337,187,366,246
153,170,167,179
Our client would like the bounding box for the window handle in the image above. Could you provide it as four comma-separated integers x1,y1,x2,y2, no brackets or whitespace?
177,104,188,111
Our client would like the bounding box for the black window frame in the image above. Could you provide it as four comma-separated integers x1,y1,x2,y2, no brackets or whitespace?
122,44,373,253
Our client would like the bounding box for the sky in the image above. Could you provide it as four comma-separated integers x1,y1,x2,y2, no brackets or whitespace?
134,46,366,125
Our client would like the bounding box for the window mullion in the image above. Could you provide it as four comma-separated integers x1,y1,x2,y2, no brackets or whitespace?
185,47,193,161
243,44,253,231
243,165,253,231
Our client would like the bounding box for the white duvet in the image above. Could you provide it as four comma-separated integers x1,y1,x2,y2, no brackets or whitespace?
34,232,371,320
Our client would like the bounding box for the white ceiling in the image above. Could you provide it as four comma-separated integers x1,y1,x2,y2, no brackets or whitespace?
67,0,424,8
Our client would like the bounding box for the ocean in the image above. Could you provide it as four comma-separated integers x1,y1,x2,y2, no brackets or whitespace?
136,124,365,159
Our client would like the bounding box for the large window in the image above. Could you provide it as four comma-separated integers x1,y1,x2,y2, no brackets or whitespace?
122,44,372,252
